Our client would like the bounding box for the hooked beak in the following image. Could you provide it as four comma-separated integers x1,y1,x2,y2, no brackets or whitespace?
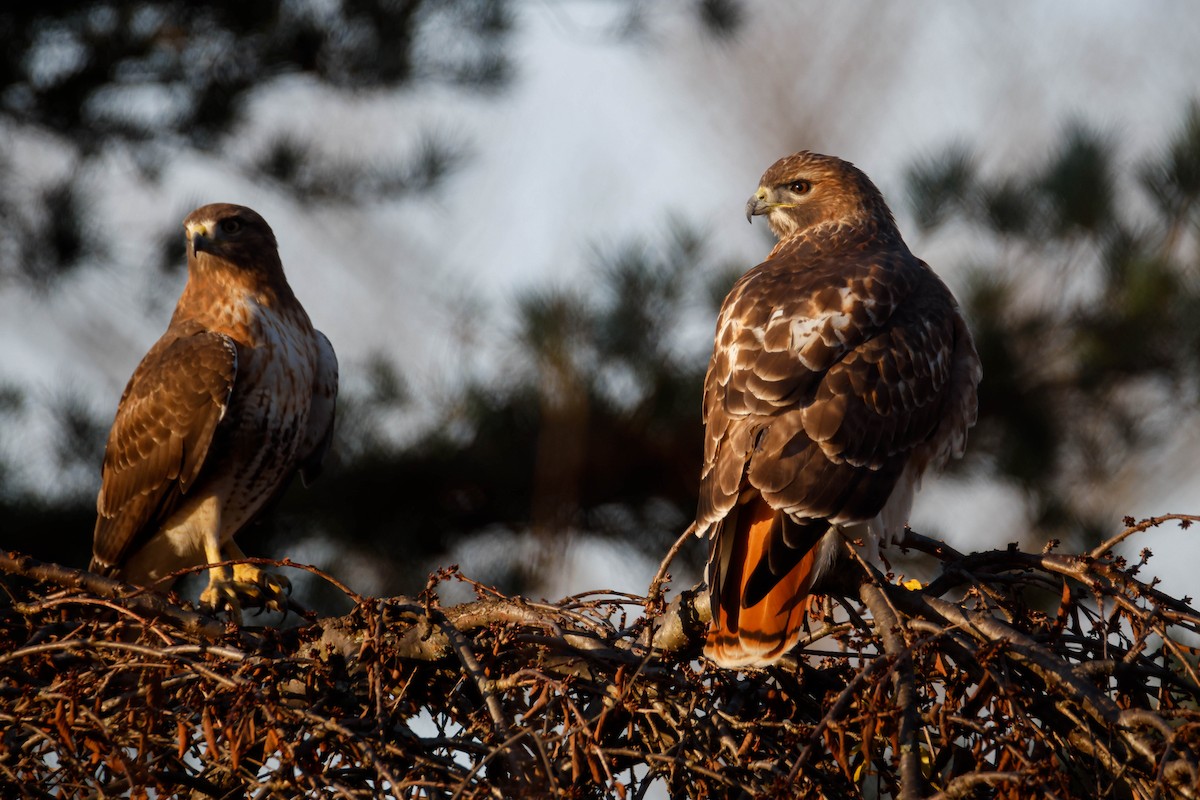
187,222,215,257
745,188,770,223
192,233,215,257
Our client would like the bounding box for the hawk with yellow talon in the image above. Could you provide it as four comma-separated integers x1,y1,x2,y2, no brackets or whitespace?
695,152,980,668
90,203,337,622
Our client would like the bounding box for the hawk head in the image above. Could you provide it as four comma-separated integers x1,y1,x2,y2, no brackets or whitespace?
745,151,896,241
184,203,282,282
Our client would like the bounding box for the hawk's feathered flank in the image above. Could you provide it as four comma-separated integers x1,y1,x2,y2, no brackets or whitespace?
696,152,981,667
92,203,338,618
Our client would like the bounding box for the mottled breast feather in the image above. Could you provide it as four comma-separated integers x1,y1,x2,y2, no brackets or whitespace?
299,331,339,486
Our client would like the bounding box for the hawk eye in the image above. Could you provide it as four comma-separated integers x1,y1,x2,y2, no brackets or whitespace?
219,218,243,235
786,180,812,195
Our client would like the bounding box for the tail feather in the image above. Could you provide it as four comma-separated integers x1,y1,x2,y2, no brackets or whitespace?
704,496,825,668
89,555,116,576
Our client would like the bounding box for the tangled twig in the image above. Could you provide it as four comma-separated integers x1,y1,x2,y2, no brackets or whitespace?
1,515,1199,798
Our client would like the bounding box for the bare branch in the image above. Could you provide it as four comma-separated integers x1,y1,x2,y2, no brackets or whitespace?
3,517,1200,798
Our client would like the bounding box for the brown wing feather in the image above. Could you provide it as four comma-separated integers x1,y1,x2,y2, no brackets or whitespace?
92,330,237,572
699,244,915,526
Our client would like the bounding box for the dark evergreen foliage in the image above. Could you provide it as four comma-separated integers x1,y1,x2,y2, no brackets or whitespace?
908,106,1200,540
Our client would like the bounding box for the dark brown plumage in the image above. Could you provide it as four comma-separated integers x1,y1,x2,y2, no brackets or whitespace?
695,152,981,667
92,203,338,618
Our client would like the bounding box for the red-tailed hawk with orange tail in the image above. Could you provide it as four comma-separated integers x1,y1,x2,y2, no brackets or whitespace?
91,203,337,621
694,153,980,668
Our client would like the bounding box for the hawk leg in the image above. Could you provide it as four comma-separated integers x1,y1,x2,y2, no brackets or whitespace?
198,538,291,624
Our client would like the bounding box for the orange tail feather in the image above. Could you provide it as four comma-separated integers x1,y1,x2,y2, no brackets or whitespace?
705,497,820,668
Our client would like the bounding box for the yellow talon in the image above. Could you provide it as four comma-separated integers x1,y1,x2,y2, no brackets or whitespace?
199,562,291,624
